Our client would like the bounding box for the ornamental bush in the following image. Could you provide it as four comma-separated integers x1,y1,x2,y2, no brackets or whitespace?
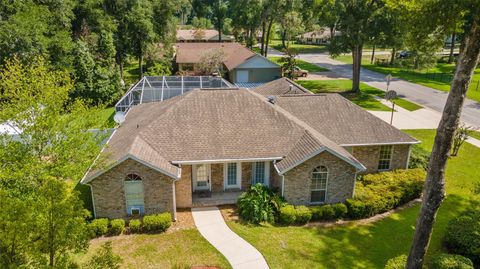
237,184,285,224
444,210,480,264
279,205,296,225
143,213,172,233
384,255,407,269
430,254,474,269
346,169,425,219
89,218,109,237
109,219,125,235
332,203,347,219
408,144,430,170
294,206,312,224
128,219,142,233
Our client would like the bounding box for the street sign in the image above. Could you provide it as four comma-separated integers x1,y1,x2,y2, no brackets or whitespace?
386,74,392,86
385,90,397,100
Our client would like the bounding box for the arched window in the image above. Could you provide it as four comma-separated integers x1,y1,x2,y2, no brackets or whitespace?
310,166,328,203
124,173,145,215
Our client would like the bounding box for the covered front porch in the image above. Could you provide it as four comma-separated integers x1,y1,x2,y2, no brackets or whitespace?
192,191,243,207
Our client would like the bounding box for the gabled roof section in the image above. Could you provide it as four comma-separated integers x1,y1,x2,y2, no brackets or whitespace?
175,43,258,70
253,77,312,96
176,29,234,41
235,54,281,69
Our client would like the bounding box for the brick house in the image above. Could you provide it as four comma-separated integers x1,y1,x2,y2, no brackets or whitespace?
81,78,418,220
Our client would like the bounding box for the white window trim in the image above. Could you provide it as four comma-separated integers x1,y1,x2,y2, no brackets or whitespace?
378,145,394,171
193,164,211,191
310,167,328,205
223,162,242,189
252,161,270,186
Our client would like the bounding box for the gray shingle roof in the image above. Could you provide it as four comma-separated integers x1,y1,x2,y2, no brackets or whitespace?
253,77,311,96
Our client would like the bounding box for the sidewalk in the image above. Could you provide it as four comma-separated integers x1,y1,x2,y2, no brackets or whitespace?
191,207,269,269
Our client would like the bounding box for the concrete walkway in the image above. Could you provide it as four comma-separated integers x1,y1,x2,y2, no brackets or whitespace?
191,207,269,269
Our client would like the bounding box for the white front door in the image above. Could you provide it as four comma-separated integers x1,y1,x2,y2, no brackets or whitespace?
236,70,249,83
193,164,211,191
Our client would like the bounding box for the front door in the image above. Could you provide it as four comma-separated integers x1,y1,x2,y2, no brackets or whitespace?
193,164,211,191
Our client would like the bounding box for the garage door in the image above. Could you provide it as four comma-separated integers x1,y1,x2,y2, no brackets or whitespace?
236,70,249,83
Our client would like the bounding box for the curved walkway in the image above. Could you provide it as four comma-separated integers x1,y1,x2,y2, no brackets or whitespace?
191,207,269,269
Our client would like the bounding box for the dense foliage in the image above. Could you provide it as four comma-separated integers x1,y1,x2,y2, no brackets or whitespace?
143,213,172,232
85,241,122,269
409,144,431,170
444,210,480,264
237,184,285,224
109,219,126,236
385,255,407,269
346,169,426,219
430,254,474,269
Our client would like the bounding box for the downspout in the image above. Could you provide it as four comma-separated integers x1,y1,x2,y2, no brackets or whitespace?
172,181,177,221
87,183,97,218
352,172,358,198
406,145,412,169
281,175,285,197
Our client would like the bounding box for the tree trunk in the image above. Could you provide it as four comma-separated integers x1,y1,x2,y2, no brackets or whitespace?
406,14,480,269
139,51,143,79
390,47,396,65
218,27,222,42
352,44,363,92
282,29,287,49
264,18,274,57
370,44,376,64
260,20,266,55
329,25,335,41
448,31,456,64
248,27,254,49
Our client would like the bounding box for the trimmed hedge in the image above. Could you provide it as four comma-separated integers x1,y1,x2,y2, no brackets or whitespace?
129,219,142,233
430,254,474,269
444,210,480,264
109,219,125,235
89,218,109,237
346,169,425,219
279,205,312,225
294,206,312,224
310,204,348,221
143,213,172,233
384,255,407,269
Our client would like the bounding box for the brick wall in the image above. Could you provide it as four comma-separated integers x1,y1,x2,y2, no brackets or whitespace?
90,158,174,219
283,151,356,205
241,162,252,190
352,144,411,174
176,165,192,208
211,163,224,192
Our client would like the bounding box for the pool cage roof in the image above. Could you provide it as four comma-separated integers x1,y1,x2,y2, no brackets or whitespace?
115,76,235,113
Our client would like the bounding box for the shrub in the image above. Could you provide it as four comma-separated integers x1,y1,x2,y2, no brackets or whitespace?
332,203,347,219
430,254,474,269
294,206,312,224
310,206,323,221
279,205,296,225
384,255,407,269
237,184,285,224
129,219,142,233
109,219,125,235
143,213,172,233
320,205,335,220
444,210,480,264
89,218,109,237
347,169,425,219
86,241,122,269
408,144,430,170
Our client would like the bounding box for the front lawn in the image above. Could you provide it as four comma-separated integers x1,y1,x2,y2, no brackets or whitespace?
268,56,329,72
76,229,231,268
270,39,328,54
228,129,480,268
297,79,422,111
334,54,480,103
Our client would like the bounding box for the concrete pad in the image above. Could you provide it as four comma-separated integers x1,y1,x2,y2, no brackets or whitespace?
191,207,269,269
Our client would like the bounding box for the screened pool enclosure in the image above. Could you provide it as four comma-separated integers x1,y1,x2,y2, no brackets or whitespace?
115,76,234,113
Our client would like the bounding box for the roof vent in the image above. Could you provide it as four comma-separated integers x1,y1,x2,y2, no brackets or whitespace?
288,84,294,92
267,95,277,104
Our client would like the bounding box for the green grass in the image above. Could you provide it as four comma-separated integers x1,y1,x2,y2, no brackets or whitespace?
270,39,328,54
77,229,231,268
297,79,422,111
268,56,329,72
228,129,480,268
335,54,480,103
89,107,116,129
469,130,480,140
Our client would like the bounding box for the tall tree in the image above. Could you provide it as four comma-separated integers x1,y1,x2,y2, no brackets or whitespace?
406,3,480,268
329,0,386,92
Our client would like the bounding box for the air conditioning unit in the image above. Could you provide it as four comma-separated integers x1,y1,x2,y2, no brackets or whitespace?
130,208,141,216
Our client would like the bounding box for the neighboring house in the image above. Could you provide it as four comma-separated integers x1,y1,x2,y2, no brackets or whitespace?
176,29,234,43
81,78,418,220
296,28,337,45
175,42,281,83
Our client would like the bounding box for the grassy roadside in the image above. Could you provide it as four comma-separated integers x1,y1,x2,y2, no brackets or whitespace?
270,39,328,54
268,56,329,72
228,129,480,268
297,79,422,111
334,54,480,103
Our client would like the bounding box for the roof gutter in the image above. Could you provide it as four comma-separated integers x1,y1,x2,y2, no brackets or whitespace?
340,141,420,147
171,156,283,165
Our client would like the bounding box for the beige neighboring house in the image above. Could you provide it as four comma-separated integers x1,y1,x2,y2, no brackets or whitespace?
296,28,338,45
81,78,418,220
175,42,281,83
176,29,234,42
